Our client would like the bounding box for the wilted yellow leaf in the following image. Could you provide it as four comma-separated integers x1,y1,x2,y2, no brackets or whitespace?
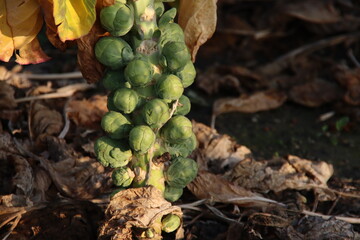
16,38,50,64
0,0,47,63
178,0,217,61
53,0,96,42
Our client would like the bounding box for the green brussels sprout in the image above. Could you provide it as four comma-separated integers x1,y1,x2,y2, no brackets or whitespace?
154,2,165,18
102,69,130,91
112,88,139,113
142,98,170,128
112,167,135,187
158,8,176,27
124,58,154,87
161,115,193,144
160,41,191,72
165,132,197,157
165,157,198,188
107,92,118,112
101,111,133,139
164,185,183,202
155,74,184,100
129,125,156,154
161,214,181,233
174,95,191,116
175,60,196,88
134,84,156,99
95,37,134,69
159,23,185,48
94,136,132,168
131,109,147,126
100,3,134,36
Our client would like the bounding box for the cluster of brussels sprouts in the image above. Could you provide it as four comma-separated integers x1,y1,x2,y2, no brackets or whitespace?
94,0,198,208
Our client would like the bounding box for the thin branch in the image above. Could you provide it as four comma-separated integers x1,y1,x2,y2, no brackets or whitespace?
18,71,83,80
302,210,360,224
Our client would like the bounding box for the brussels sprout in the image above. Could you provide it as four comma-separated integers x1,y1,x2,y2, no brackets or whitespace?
155,74,183,100
154,2,165,18
161,214,181,233
95,37,134,69
100,3,134,36
165,157,198,188
160,41,191,72
94,136,132,168
134,84,156,99
164,185,183,202
175,60,196,88
107,92,118,112
159,23,185,48
158,8,176,27
129,125,156,154
113,88,139,113
161,116,193,144
165,132,197,157
131,109,147,126
124,58,154,87
174,95,191,116
101,111,133,139
102,70,130,91
142,99,170,128
112,167,135,187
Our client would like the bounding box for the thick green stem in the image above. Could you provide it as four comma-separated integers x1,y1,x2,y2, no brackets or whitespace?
130,0,157,40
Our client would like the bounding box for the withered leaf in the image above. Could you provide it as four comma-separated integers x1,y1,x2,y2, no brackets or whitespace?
289,79,342,107
178,0,217,61
228,155,335,200
28,101,63,142
66,94,108,129
188,171,280,207
77,21,105,83
213,90,287,116
0,82,17,109
99,186,183,240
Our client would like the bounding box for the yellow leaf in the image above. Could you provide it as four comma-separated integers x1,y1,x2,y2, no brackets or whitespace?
178,0,218,61
16,38,51,64
0,0,44,62
53,0,96,42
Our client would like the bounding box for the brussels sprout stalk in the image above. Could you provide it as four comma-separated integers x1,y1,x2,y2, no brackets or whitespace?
129,0,157,40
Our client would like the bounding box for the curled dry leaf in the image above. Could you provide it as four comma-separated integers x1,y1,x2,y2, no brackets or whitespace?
77,21,106,83
289,79,342,107
187,171,281,207
228,155,335,201
0,82,17,109
28,101,63,142
213,90,287,116
15,38,50,65
192,121,251,173
178,0,217,61
37,136,112,199
335,67,360,106
66,94,108,129
99,186,183,240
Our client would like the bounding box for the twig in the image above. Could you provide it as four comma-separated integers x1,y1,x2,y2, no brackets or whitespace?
15,83,95,103
58,97,73,139
18,71,83,80
347,49,360,68
302,210,360,224
258,32,360,76
206,204,242,224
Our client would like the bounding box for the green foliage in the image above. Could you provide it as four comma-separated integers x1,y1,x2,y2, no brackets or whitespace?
94,136,132,168
158,8,176,27
129,125,156,154
165,157,198,188
100,3,134,36
112,167,135,187
113,88,139,113
102,69,130,91
101,111,133,139
155,74,184,100
161,214,181,233
95,37,134,69
164,185,183,202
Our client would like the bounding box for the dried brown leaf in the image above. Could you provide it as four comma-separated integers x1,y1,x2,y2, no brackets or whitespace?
77,21,106,83
66,94,108,129
188,171,280,207
99,186,183,240
178,0,217,61
37,136,111,199
249,213,290,227
0,82,17,110
28,101,63,142
289,79,342,107
213,90,287,116
282,0,341,24
335,68,360,106
228,155,335,200
193,121,251,173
